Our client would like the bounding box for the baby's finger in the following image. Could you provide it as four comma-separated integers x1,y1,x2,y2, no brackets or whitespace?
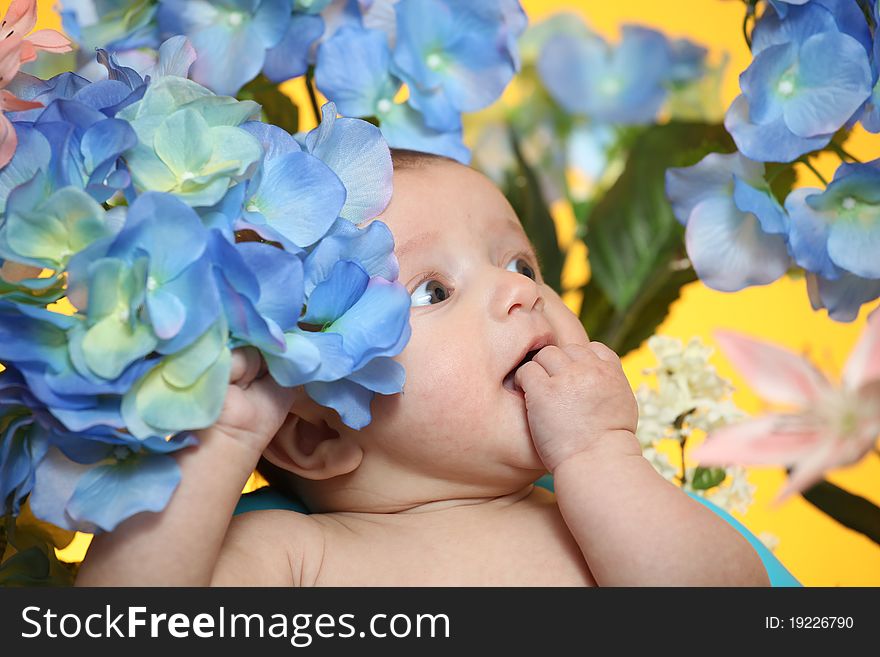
531,344,571,376
514,359,549,391
230,347,264,386
541,286,590,345
559,342,597,362
588,341,622,366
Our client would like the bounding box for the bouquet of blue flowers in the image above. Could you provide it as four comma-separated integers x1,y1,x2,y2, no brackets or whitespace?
0,0,526,584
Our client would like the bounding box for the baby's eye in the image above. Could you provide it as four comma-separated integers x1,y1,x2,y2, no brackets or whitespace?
411,278,452,307
506,256,537,281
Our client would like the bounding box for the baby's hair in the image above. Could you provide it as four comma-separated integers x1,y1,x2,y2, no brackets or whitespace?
389,148,458,170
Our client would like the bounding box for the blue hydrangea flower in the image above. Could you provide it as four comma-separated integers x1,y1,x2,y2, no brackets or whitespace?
292,217,410,429
262,9,324,82
315,26,469,162
60,0,162,52
538,25,674,125
857,9,880,132
768,0,812,19
29,429,196,533
0,372,49,515
806,270,880,322
207,229,322,387
784,160,880,282
0,173,117,271
67,192,224,371
300,102,393,224
116,76,263,207
726,1,873,162
4,61,143,202
239,121,346,249
157,0,292,95
390,0,524,132
666,152,791,291
0,302,155,434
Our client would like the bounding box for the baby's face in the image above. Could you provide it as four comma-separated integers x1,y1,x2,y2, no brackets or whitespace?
347,160,589,487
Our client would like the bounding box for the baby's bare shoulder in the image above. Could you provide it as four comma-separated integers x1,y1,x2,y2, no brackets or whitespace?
212,509,325,586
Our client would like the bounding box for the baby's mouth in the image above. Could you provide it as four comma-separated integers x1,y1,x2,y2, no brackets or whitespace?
502,349,540,395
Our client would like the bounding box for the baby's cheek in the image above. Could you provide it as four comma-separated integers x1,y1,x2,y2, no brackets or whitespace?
401,347,492,449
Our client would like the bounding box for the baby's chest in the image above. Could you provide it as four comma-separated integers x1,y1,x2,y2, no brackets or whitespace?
311,507,596,586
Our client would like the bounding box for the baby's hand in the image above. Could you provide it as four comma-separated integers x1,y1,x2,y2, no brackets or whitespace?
194,347,296,457
514,342,639,472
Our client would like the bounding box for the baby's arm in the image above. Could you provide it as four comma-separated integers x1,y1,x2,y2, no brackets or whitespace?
76,349,315,586
516,342,769,586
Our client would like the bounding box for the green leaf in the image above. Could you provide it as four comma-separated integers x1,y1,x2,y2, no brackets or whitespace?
237,73,299,135
579,122,735,356
0,508,78,587
800,479,880,546
691,466,727,491
503,127,564,293
764,162,798,207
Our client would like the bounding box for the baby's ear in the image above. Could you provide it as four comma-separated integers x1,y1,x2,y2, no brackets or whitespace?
263,413,363,480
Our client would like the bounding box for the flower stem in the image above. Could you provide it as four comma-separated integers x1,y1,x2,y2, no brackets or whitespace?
742,0,757,49
0,514,8,563
674,411,693,486
799,157,829,186
305,66,322,126
828,142,862,164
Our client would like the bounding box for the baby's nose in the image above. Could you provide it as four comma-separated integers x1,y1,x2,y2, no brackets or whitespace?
495,270,544,317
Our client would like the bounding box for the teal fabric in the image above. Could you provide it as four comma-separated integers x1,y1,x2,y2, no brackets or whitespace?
235,473,800,587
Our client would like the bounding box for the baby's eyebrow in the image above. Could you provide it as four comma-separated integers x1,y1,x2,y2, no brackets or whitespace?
396,230,440,260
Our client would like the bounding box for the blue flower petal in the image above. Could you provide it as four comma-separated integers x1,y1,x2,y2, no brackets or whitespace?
732,175,788,234
302,219,398,296
302,260,369,325
67,452,182,532
315,25,397,117
725,94,831,162
297,330,355,382
0,124,51,214
739,43,794,125
305,378,374,429
380,101,470,163
346,356,405,394
247,150,345,248
784,187,842,279
188,23,268,96
783,32,872,138
828,214,880,279
665,152,764,225
237,241,304,330
329,277,411,370
685,196,790,291
30,445,95,531
110,192,208,281
263,12,325,82
263,330,323,386
305,103,393,223
806,271,880,322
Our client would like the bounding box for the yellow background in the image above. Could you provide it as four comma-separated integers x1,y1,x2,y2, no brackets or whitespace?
32,0,880,585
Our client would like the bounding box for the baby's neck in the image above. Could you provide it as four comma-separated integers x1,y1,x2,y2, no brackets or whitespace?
390,483,535,515
301,474,541,516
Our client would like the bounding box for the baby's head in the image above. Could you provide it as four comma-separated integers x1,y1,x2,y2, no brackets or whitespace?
260,150,589,512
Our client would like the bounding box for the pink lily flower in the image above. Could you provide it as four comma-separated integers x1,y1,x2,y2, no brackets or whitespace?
1,0,73,63
693,311,880,503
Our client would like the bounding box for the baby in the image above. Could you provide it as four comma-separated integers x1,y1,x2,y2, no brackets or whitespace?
76,151,769,586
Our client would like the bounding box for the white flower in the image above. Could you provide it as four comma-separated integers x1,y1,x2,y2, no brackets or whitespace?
704,466,755,515
758,531,780,552
642,446,678,482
